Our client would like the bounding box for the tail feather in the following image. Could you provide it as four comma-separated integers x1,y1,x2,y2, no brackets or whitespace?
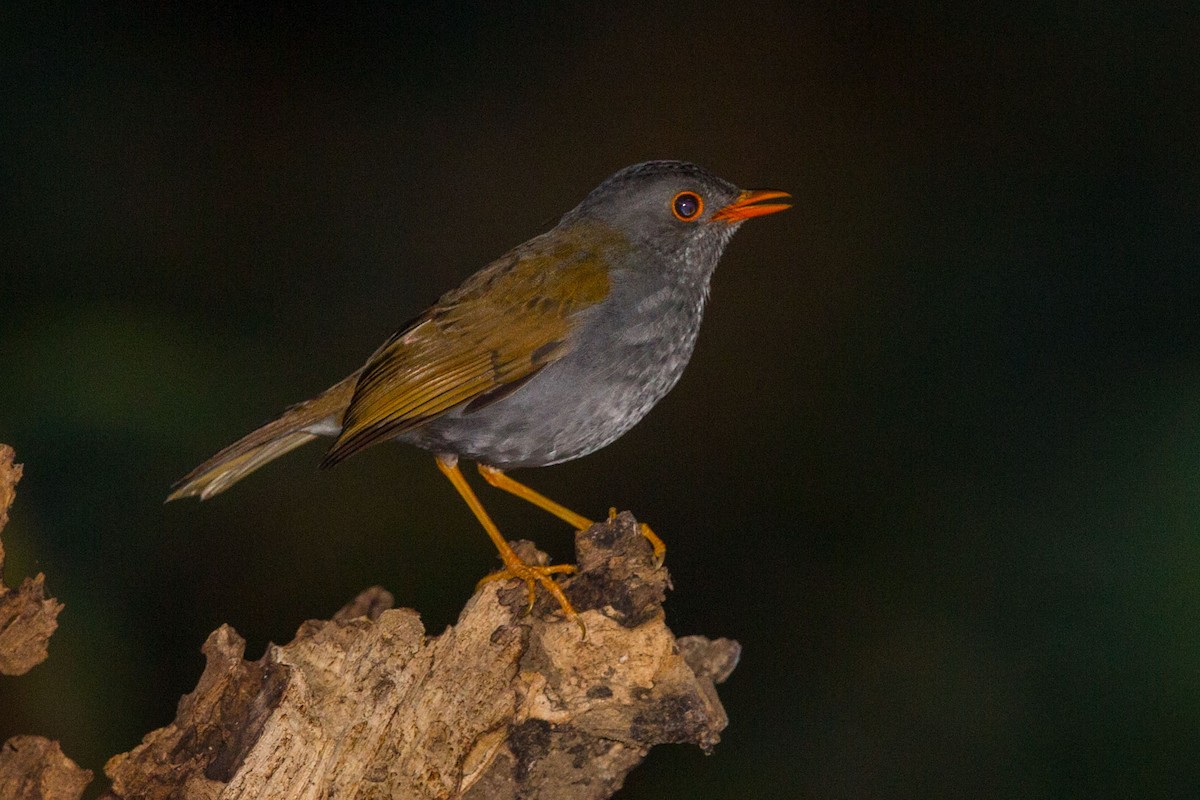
168,431,320,501
167,372,360,501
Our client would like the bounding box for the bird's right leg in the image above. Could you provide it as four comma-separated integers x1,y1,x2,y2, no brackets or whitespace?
435,455,583,635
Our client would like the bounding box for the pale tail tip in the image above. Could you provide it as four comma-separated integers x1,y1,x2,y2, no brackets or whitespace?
165,486,193,503
165,480,213,503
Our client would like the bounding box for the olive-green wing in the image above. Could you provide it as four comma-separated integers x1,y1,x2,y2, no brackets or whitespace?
321,229,615,465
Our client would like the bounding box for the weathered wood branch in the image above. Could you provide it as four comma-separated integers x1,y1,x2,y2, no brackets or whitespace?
103,513,739,799
0,737,93,800
0,445,93,798
0,444,64,677
1,441,739,799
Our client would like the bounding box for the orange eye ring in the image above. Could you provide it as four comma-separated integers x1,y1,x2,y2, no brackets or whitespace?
671,191,704,222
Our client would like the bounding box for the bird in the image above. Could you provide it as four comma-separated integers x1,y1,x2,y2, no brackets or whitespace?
169,160,789,631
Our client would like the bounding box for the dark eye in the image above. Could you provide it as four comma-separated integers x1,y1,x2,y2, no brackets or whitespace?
672,191,703,222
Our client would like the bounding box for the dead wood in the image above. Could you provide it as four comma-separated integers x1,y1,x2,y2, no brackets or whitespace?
0,446,93,798
102,513,739,799
1,440,739,799
0,737,93,800
0,444,64,676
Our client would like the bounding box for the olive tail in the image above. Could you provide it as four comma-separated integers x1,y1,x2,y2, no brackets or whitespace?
167,371,360,501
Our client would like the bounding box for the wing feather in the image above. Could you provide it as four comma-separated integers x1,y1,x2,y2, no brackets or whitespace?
322,224,620,466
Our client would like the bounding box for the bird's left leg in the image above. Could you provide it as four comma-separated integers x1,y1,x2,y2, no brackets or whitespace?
477,464,666,568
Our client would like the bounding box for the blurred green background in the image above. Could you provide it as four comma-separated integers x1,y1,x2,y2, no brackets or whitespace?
2,3,1198,798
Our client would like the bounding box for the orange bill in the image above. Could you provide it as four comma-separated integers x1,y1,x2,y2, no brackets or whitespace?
711,189,792,222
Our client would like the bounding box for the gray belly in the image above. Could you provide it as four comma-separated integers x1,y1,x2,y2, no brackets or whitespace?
397,278,707,468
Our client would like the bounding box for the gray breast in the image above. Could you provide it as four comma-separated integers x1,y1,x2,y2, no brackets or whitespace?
399,270,711,468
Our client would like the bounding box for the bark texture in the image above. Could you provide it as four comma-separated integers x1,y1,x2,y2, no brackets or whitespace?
0,440,739,799
0,446,93,798
102,513,739,799
0,737,93,800
0,444,64,675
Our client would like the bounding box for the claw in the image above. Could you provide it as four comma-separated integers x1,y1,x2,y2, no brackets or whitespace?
606,509,665,568
438,457,585,635
639,523,667,569
479,561,583,632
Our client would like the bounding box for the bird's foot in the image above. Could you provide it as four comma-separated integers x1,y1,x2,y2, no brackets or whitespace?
608,508,666,569
478,559,584,636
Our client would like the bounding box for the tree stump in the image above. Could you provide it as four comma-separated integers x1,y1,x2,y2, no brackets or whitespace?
103,513,739,799
1,441,738,800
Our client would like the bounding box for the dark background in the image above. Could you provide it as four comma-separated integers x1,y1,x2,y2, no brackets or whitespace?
2,3,1198,798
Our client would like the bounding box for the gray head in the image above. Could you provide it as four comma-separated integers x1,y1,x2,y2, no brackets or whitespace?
560,160,790,275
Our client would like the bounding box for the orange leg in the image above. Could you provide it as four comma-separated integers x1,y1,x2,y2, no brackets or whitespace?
478,465,666,568
436,456,582,634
